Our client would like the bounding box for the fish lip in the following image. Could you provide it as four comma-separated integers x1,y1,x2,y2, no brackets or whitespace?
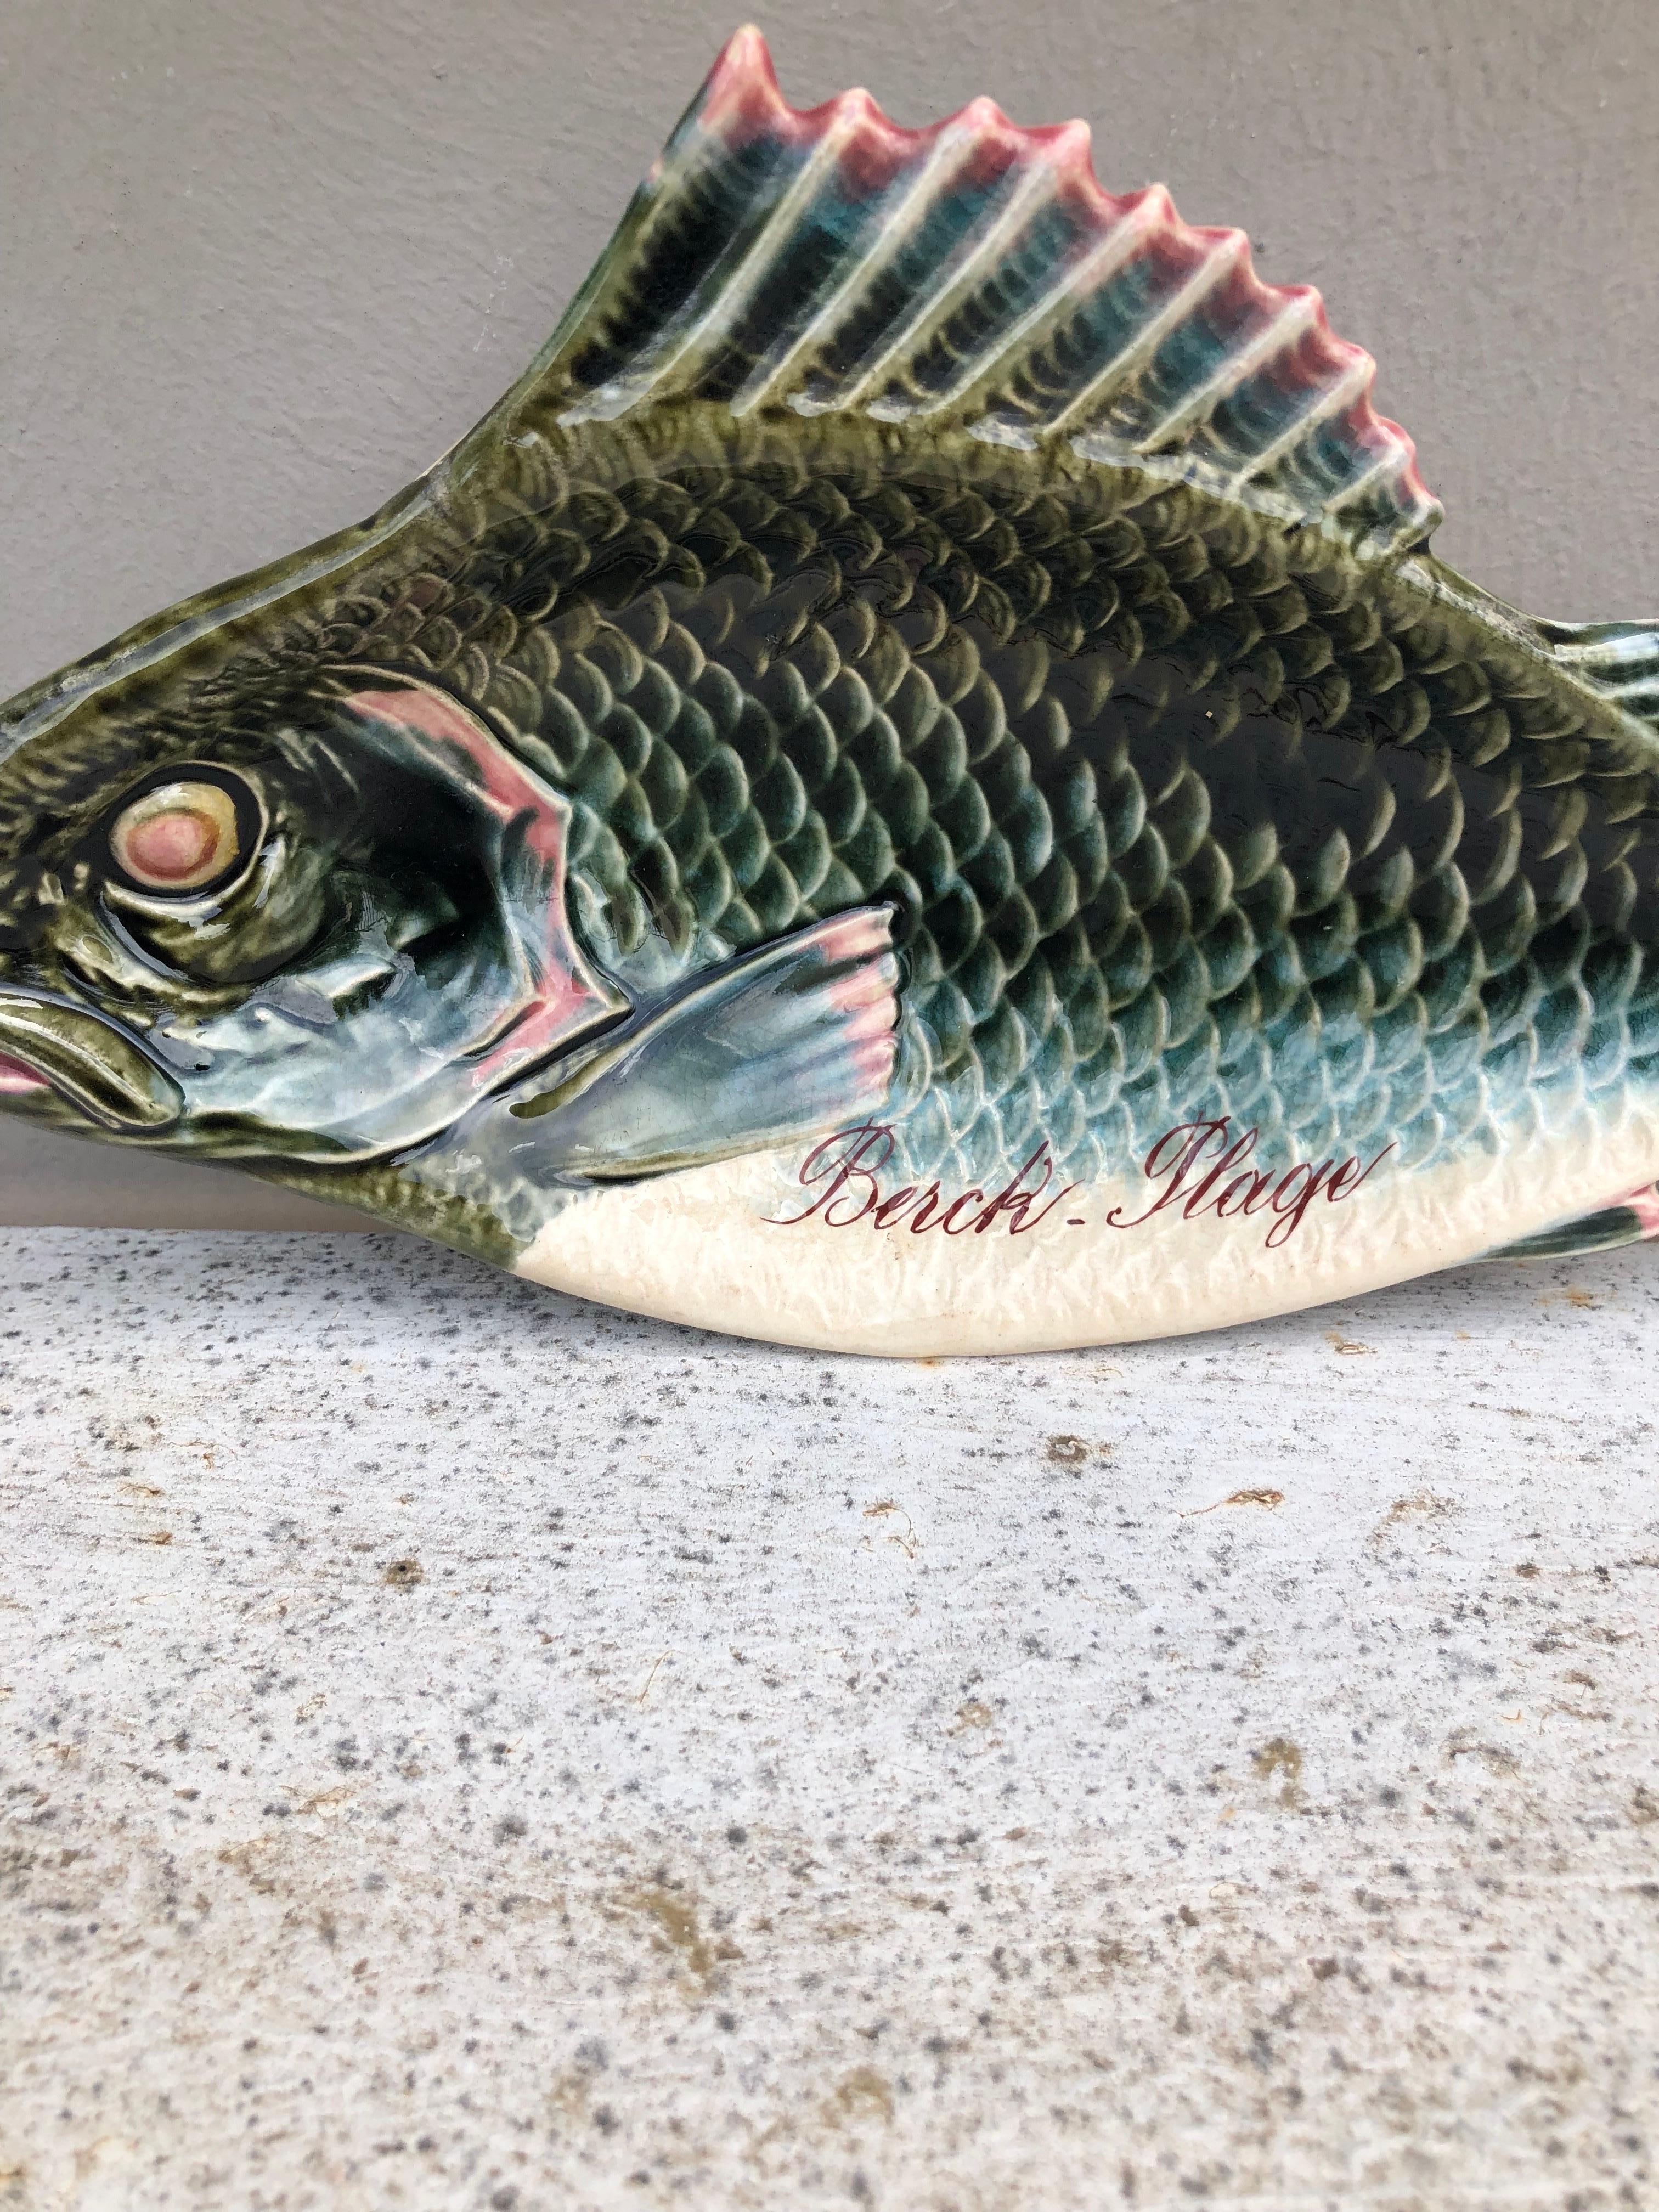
0,987,185,1132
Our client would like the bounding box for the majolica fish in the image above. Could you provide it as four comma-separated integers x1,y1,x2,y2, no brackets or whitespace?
2,30,1656,1353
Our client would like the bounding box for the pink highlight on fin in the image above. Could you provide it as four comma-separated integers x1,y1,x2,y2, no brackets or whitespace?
809,1025,898,1120
778,902,901,1119
836,996,900,1045
828,962,900,1015
821,918,900,1036
687,22,787,148
1623,1182,1659,1239
814,907,891,957
851,1034,899,1105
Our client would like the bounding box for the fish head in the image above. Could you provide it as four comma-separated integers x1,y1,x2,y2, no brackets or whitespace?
0,658,626,1163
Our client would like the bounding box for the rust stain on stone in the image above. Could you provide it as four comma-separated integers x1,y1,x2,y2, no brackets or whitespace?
948,1699,996,1735
822,2066,894,2127
1252,1738,1305,1809
1371,1489,1456,1548
1446,1739,1521,1777
617,1885,738,1991
1184,1488,1284,1517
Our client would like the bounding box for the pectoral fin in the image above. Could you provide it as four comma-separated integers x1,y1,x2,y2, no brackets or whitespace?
507,905,900,1181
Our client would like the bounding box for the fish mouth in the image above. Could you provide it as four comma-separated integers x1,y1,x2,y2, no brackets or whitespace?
0,990,185,1132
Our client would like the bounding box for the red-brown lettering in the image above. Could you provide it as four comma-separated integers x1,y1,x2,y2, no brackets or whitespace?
771,1120,1392,1252
1104,1119,1395,1250
1326,1143,1396,1204
769,1123,894,1227
939,1189,989,1234
871,1184,922,1229
973,1144,1079,1236
1214,1167,1276,1218
1263,1159,1338,1249
1180,1122,1260,1220
907,1184,946,1233
1102,1121,1232,1230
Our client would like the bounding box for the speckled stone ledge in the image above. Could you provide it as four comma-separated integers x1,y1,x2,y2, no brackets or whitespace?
2,1230,1657,2210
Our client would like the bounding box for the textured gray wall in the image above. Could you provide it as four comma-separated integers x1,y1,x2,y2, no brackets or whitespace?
0,0,1654,1228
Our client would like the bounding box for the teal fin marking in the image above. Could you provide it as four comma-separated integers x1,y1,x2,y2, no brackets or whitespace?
1480,1184,1659,1263
483,27,1439,557
1536,619,1659,741
506,905,899,1181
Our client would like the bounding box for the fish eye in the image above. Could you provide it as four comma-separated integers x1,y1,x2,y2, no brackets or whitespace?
106,770,258,898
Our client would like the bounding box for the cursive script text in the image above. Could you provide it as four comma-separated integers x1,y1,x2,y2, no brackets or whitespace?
771,1117,1396,1250
1104,1118,1396,1250
771,1124,1079,1237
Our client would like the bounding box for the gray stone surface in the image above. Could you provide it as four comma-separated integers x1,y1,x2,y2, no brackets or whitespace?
3,1230,1658,2208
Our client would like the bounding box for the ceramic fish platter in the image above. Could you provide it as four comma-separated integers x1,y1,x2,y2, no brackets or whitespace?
3,30,1657,1354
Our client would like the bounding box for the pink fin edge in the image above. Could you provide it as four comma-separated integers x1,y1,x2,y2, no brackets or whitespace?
686,25,1435,521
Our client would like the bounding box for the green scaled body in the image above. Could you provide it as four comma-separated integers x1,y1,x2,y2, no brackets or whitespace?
359,404,1659,1205
0,28,1655,1351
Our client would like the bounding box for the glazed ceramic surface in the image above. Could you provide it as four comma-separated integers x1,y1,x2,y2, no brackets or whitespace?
2,28,1657,1354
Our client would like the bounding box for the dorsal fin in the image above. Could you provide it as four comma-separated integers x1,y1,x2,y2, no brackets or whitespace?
512,26,1440,558
1535,619,1659,740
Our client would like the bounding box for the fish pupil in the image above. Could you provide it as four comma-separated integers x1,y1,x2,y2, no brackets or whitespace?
127,810,216,882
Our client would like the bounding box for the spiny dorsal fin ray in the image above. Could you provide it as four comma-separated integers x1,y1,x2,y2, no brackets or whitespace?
1536,618,1659,740
521,26,1440,558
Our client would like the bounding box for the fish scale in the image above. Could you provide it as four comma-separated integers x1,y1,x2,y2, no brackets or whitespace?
286,408,1659,1204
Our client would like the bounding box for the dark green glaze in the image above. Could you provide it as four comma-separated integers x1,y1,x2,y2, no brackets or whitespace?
5,405,1655,1220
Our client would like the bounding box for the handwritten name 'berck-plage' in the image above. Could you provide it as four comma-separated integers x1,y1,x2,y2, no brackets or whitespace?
773,1118,1395,1250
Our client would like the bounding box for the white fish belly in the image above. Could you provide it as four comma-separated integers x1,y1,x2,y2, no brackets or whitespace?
514,1096,1659,1356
